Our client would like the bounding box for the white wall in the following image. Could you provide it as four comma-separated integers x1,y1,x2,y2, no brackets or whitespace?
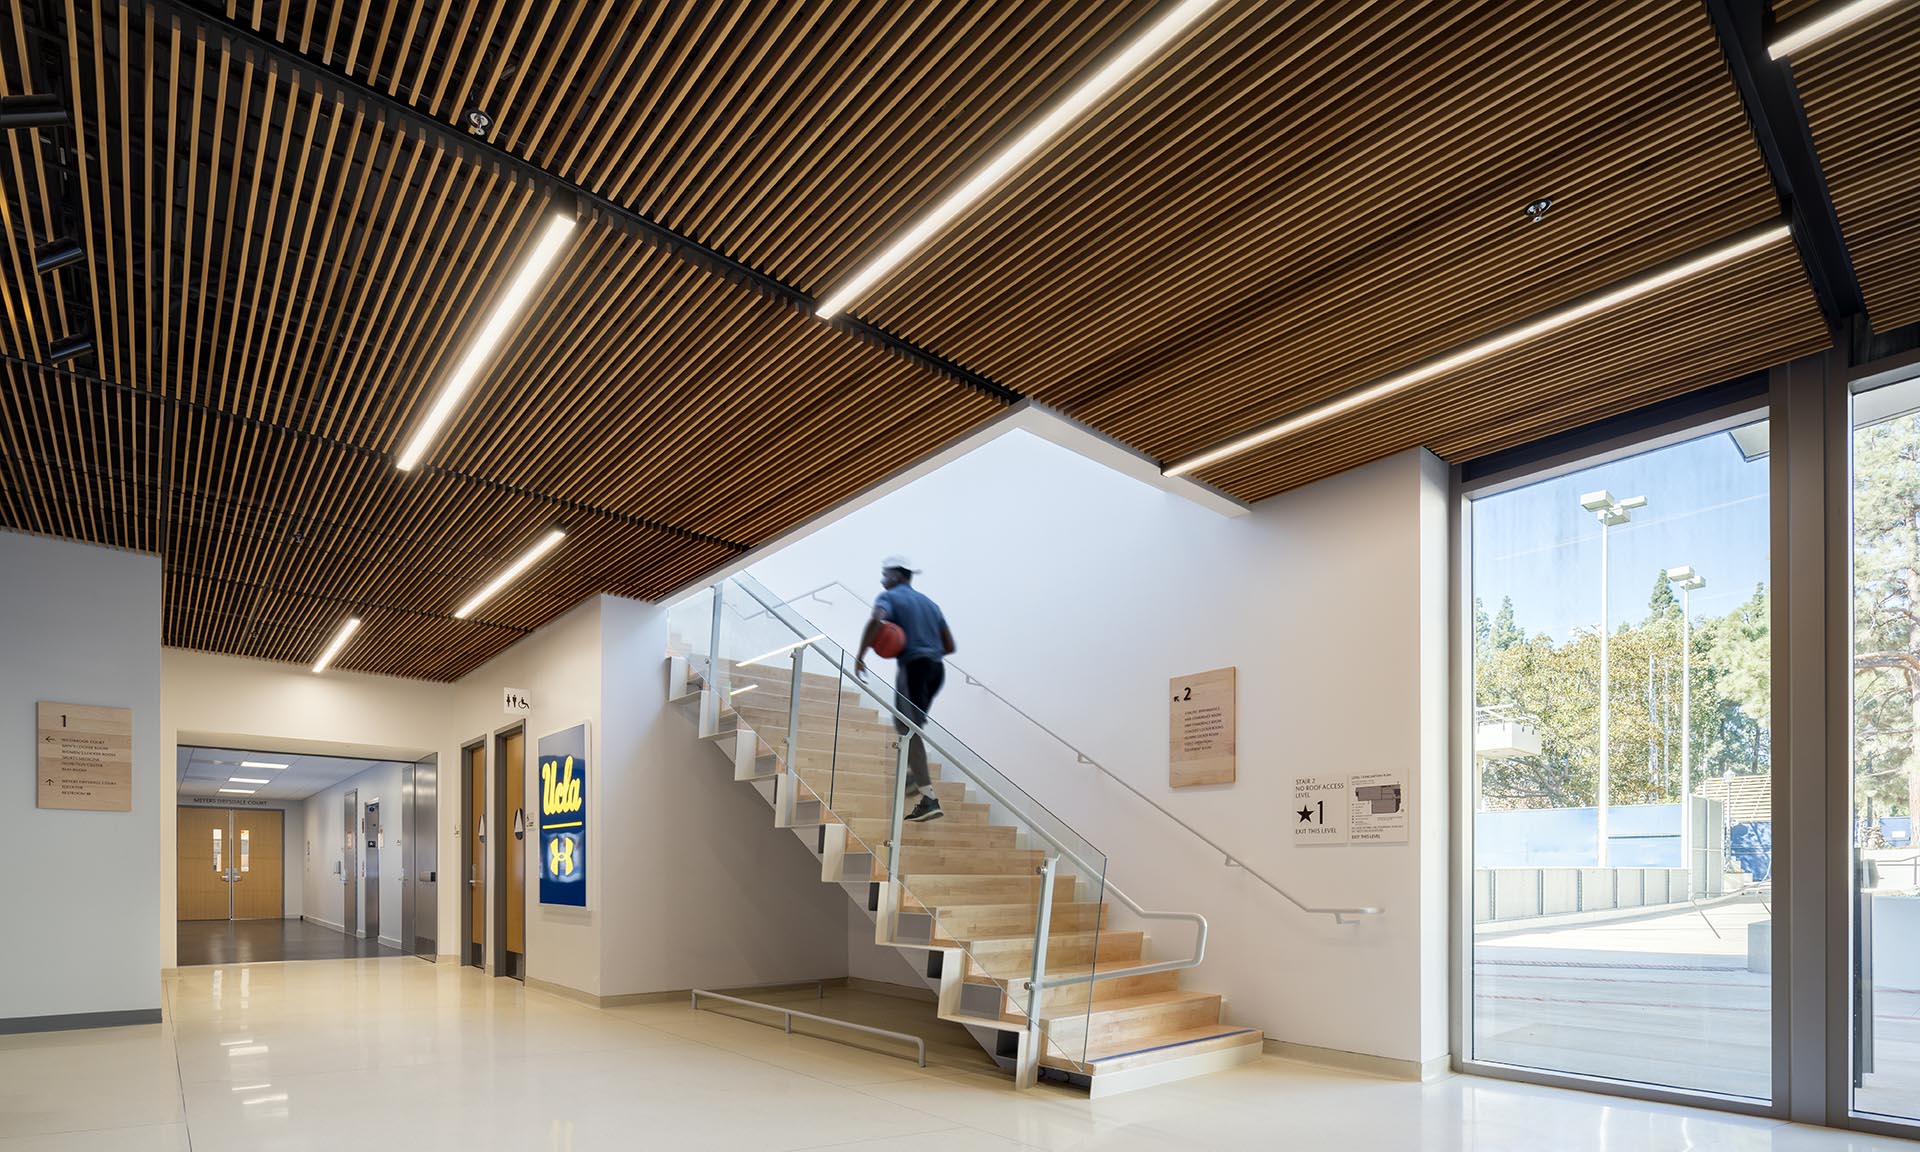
160,650,448,968
747,431,1451,1065
1,532,163,1023
301,763,405,942
597,597,848,998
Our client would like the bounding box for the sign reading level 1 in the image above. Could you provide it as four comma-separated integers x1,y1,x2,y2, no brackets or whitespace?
1293,775,1348,845
1169,666,1236,788
37,702,133,812
536,722,588,907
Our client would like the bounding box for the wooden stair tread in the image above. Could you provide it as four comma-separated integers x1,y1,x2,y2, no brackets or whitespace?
1039,988,1220,1022
1043,1025,1264,1070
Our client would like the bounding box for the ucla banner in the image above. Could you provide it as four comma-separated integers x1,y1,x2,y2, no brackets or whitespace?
536,723,588,907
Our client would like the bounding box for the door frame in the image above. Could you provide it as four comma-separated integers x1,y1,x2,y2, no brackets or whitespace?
343,787,359,938
460,736,487,970
493,721,527,980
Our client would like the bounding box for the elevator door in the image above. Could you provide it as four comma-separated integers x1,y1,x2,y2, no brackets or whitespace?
343,788,359,936
176,807,284,920
408,754,439,958
364,800,382,944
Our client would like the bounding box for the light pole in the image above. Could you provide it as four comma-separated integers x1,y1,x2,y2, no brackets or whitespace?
1580,489,1647,867
1667,564,1706,893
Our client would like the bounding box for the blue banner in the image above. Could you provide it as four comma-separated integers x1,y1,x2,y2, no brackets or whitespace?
536,723,588,907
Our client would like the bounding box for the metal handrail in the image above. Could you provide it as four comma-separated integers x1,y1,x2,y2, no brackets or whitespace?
760,578,1384,930
690,989,926,1067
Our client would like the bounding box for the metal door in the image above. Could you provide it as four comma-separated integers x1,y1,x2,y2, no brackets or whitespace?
343,788,359,936
364,800,381,944
410,754,439,957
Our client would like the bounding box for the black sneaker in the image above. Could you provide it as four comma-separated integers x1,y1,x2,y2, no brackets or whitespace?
906,795,944,822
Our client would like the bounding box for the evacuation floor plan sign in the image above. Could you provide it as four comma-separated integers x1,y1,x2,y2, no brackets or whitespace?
1348,770,1409,844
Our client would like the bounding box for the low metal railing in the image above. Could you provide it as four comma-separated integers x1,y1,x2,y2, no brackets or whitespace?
689,988,926,1068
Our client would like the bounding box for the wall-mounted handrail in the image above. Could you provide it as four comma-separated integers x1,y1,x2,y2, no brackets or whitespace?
759,578,1384,928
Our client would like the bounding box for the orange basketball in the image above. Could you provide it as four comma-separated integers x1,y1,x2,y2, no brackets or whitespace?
872,621,907,659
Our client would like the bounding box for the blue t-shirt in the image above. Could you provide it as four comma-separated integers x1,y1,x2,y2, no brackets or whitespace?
876,584,949,663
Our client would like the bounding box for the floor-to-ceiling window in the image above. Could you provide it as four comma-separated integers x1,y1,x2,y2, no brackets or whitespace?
1850,369,1920,1124
1463,413,1774,1100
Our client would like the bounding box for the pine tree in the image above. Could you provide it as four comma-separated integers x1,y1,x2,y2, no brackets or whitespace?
1491,596,1523,650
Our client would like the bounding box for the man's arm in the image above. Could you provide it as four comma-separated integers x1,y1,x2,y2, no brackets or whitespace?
854,603,887,676
940,624,956,656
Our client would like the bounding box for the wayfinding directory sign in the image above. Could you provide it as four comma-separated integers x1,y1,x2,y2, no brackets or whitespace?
537,722,589,907
37,701,133,811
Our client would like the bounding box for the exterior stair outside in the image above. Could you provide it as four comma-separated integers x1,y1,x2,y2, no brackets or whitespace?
666,580,1263,1097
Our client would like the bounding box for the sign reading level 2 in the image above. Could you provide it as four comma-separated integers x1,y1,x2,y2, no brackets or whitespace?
536,722,588,907
38,701,133,811
1169,667,1236,788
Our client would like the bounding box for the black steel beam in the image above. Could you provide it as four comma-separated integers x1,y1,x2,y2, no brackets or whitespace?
1703,0,1867,329
153,1,1024,408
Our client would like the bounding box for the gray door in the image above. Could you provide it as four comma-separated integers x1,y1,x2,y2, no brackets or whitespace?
401,764,414,953
343,788,359,936
364,800,381,944
410,754,439,958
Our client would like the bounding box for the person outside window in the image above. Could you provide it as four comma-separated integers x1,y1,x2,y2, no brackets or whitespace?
854,555,954,823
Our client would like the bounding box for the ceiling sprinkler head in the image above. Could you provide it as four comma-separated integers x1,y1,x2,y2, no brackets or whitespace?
464,107,493,137
1524,197,1554,223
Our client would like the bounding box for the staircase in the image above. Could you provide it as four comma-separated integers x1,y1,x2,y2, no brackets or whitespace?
666,576,1263,1096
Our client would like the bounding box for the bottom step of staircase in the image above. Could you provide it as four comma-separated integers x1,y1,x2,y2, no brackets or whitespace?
1043,1025,1265,1098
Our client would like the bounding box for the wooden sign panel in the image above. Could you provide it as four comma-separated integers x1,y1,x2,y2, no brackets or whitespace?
37,701,134,811
1170,667,1236,788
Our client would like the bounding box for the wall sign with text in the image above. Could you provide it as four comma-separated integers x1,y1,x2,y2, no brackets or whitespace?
1293,771,1410,846
37,701,133,811
536,722,588,907
1169,667,1236,788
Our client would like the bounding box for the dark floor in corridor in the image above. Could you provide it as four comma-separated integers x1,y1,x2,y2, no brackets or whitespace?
177,918,410,966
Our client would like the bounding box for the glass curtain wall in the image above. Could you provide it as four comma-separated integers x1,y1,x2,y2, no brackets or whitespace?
1466,416,1774,1099
1849,371,1920,1123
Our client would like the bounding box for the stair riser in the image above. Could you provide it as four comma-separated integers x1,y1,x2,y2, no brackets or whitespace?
847,822,1017,850
903,873,1076,909
1046,996,1224,1052
1031,972,1182,1012
932,903,1106,940
963,931,1145,977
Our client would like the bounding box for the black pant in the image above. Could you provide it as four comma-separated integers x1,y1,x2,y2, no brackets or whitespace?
893,659,945,794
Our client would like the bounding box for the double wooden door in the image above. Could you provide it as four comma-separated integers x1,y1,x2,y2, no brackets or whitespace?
177,807,284,920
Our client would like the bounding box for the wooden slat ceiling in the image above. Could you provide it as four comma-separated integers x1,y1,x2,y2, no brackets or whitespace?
1786,3,1920,330
0,0,1871,678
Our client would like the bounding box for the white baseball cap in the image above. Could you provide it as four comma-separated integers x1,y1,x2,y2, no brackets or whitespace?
880,555,920,574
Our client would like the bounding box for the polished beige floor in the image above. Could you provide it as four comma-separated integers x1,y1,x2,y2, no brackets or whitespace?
2,957,1917,1150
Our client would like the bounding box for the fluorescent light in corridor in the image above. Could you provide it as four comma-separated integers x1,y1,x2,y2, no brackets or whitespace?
812,0,1223,319
1769,0,1901,58
240,761,288,770
1163,223,1793,478
229,777,270,785
311,616,362,674
453,527,567,620
219,787,257,795
395,213,577,471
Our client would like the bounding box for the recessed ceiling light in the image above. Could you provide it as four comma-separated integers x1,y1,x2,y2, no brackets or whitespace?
219,787,257,795
229,777,270,785
453,527,568,620
1524,197,1554,223
312,616,362,674
1163,222,1793,478
396,214,577,471
1768,0,1901,58
813,0,1224,319
240,761,289,770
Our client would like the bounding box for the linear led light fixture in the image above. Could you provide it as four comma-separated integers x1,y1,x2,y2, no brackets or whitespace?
740,635,826,666
311,616,362,674
1769,0,1901,57
395,213,577,471
1163,222,1793,478
219,787,257,795
240,761,289,770
229,777,271,785
730,684,759,698
812,0,1223,319
453,527,567,620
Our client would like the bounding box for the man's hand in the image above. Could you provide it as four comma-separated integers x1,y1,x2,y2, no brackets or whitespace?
854,653,867,678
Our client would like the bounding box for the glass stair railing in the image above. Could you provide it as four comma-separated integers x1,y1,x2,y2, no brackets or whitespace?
665,572,1283,1090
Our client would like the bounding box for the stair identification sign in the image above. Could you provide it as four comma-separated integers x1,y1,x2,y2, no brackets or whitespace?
1169,667,1236,788
536,722,589,907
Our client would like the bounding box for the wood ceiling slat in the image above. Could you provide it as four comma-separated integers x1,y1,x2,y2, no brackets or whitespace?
1788,5,1920,329
1192,243,1829,500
